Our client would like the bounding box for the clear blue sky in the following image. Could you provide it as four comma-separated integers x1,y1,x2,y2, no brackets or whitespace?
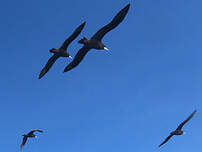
0,0,202,152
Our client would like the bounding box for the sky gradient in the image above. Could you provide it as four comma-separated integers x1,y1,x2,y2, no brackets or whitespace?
0,0,202,152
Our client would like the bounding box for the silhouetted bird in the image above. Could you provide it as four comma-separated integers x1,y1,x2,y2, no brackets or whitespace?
64,4,130,72
39,22,86,79
20,130,43,150
159,110,197,147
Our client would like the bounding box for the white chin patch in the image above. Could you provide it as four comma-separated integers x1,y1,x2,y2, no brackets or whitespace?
69,56,73,59
104,47,109,51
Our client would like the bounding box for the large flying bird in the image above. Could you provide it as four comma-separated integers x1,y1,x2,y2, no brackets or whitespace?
159,110,197,147
20,130,43,150
39,22,86,79
64,4,130,72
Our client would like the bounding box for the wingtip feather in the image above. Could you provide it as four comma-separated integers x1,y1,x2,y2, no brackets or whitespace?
38,72,44,79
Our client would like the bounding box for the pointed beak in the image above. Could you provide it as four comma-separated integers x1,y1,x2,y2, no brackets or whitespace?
69,56,73,59
104,47,109,51
104,47,111,55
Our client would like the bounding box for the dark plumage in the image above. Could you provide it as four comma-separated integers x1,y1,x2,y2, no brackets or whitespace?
64,4,130,72
39,22,86,79
159,110,197,147
20,130,43,150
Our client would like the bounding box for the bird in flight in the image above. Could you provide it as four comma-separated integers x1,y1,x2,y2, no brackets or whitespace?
20,130,43,150
39,22,86,79
63,4,130,72
159,110,197,147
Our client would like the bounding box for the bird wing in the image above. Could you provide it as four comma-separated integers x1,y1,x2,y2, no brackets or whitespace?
39,54,60,79
35,130,43,133
159,134,173,147
176,110,197,130
91,4,130,40
20,136,27,150
60,22,86,50
64,46,90,72
27,130,43,136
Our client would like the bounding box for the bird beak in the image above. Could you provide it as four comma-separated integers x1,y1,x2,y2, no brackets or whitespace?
104,47,109,51
104,47,111,55
69,56,73,59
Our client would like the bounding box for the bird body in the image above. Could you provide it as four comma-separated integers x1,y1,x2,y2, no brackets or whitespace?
170,130,184,136
22,134,36,138
49,48,70,57
64,4,130,72
78,37,108,50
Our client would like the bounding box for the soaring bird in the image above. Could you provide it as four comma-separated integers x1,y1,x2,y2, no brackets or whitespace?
20,130,43,150
159,110,197,147
39,22,86,79
64,4,130,72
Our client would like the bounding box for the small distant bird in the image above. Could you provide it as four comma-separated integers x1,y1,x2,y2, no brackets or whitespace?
20,130,43,150
64,4,130,72
39,22,86,79
159,110,197,147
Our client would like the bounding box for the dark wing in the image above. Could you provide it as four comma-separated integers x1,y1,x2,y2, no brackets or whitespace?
60,22,86,50
27,130,43,136
91,4,130,40
176,110,197,130
39,54,60,79
64,46,90,72
20,136,27,150
159,134,173,147
35,130,43,133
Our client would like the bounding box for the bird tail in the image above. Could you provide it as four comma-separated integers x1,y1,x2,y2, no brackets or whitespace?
78,37,87,44
49,48,60,53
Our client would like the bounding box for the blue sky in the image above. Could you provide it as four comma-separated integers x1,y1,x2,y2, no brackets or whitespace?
0,0,202,152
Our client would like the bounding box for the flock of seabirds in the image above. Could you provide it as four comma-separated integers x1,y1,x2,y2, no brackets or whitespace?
19,3,197,151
